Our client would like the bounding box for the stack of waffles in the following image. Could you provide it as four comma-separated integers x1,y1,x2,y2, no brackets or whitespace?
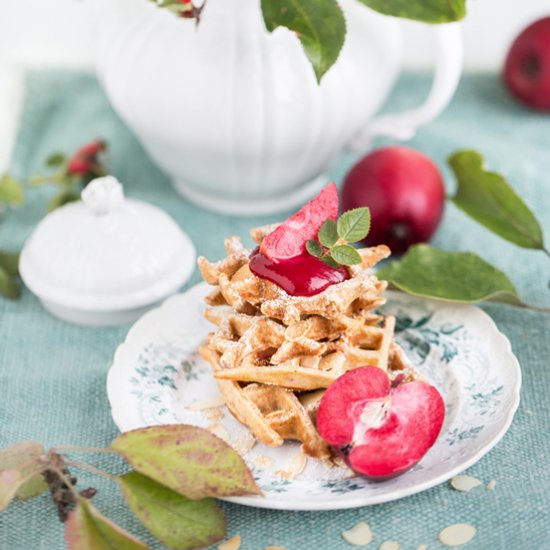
198,225,415,459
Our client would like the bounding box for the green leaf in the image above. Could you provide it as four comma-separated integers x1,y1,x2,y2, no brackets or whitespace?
337,208,371,243
449,150,545,250
330,244,362,266
0,267,21,300
119,472,225,550
318,219,339,247
0,174,24,205
357,0,466,23
0,441,47,501
66,498,149,550
0,252,20,277
306,240,323,258
112,425,261,500
45,152,67,168
261,0,346,82
377,244,521,304
320,256,341,268
48,190,80,212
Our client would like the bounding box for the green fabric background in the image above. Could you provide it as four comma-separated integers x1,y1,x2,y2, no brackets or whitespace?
0,72,549,550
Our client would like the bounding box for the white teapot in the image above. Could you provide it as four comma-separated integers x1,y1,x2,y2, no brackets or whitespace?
95,0,462,215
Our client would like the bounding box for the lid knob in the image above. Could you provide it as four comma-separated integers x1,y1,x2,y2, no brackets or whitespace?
82,176,125,215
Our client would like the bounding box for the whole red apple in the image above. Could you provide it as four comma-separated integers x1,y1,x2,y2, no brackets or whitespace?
503,17,550,111
341,147,445,255
316,366,445,480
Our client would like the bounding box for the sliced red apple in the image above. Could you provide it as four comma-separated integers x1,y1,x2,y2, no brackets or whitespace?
317,366,445,480
260,182,339,262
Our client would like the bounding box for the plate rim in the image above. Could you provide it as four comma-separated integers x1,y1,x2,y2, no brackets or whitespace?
107,282,522,511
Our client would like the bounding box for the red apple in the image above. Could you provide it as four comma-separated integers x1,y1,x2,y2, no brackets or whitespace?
341,147,445,255
261,182,338,262
503,17,550,111
316,366,445,480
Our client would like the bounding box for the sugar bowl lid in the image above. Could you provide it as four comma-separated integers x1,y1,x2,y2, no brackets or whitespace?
20,176,196,326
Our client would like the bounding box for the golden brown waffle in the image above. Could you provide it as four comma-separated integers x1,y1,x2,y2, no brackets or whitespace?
198,226,410,459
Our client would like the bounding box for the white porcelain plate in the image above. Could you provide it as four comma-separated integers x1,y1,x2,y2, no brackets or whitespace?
107,283,521,510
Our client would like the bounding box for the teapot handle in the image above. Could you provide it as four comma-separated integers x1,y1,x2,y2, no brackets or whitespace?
348,22,463,150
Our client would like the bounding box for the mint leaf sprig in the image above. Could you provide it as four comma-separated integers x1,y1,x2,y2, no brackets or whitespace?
306,207,371,267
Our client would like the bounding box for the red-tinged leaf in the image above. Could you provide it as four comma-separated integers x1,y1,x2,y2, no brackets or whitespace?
0,441,47,500
119,472,226,550
65,498,149,550
0,465,45,511
112,425,261,500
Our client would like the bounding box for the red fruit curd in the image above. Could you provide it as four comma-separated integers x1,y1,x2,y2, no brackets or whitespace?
249,249,349,297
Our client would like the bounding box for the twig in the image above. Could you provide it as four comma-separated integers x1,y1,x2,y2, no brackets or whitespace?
55,444,115,455
64,461,116,482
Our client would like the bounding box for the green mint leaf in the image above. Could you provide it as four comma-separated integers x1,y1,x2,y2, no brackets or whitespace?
112,425,261,500
306,240,323,258
449,150,545,250
357,0,466,23
320,256,341,268
66,498,149,550
48,190,81,212
261,0,346,82
0,267,21,300
0,252,19,277
318,219,339,247
330,244,362,266
337,208,371,243
45,152,67,168
377,244,521,305
119,472,225,550
0,174,24,206
0,441,47,501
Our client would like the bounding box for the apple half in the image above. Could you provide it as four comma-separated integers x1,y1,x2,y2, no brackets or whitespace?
316,366,445,480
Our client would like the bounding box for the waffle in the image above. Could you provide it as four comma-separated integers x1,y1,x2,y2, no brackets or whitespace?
198,227,412,459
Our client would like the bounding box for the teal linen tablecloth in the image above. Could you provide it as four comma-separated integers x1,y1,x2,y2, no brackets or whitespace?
0,72,549,550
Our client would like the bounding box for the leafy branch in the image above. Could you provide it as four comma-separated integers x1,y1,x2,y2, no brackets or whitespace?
0,175,24,299
306,207,371,267
0,140,109,301
152,0,467,82
0,425,261,550
30,140,108,212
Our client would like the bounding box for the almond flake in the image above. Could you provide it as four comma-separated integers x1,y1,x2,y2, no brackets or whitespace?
274,452,307,480
380,542,400,550
204,408,225,422
486,479,496,490
218,535,241,550
264,547,287,550
233,431,257,456
439,523,476,547
187,394,226,411
342,522,373,546
416,546,427,550
208,423,231,444
450,475,482,492
288,452,307,476
251,455,273,470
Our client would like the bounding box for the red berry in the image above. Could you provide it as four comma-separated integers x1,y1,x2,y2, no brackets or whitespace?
67,158,91,176
74,140,106,160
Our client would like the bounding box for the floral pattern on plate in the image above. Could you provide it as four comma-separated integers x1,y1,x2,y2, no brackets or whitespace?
108,283,521,510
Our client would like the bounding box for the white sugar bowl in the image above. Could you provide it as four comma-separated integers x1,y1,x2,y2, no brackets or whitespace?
20,176,196,326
